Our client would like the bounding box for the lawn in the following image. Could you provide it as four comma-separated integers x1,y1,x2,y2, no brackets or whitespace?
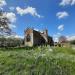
0,46,75,75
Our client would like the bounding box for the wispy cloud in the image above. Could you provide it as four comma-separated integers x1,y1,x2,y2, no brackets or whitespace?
56,11,69,19
9,7,15,11
16,6,43,18
60,0,75,6
58,25,64,31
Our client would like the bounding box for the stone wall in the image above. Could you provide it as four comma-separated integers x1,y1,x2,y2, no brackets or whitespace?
24,29,33,47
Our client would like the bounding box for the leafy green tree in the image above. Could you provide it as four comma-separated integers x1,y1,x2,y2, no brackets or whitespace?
70,40,75,45
0,11,11,35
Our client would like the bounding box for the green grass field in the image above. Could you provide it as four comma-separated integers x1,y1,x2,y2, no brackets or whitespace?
0,46,75,75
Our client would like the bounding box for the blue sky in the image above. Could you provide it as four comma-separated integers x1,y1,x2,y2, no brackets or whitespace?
0,0,75,41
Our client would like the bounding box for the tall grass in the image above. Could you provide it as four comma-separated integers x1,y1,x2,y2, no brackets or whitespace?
0,46,75,75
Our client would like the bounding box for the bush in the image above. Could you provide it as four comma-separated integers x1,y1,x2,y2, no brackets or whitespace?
0,37,24,47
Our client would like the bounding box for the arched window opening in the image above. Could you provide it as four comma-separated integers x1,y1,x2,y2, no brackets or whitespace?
26,34,31,42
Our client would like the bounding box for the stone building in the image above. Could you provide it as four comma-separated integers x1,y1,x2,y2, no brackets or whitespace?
24,28,54,47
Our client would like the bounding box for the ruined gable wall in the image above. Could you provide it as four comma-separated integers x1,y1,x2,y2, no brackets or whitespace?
24,29,33,47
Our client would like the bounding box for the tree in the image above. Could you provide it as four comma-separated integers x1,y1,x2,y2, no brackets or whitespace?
59,36,67,43
70,40,75,45
0,10,11,35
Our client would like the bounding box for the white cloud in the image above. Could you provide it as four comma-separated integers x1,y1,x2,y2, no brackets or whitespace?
3,12,16,23
54,37,59,42
9,7,15,11
16,6,43,18
53,33,61,37
56,11,69,19
67,35,75,41
5,35,24,39
60,0,75,6
53,33,61,42
58,25,64,31
0,0,6,8
8,24,16,29
14,35,24,38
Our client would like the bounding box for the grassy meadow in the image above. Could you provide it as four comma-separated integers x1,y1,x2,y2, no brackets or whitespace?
0,46,75,75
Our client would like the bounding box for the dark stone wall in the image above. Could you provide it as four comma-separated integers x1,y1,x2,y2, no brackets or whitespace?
48,36,54,46
24,28,54,47
33,30,46,46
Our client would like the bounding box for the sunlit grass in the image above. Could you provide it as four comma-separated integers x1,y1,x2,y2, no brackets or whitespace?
0,46,75,75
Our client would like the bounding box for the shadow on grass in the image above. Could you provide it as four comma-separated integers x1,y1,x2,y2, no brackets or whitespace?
0,46,35,51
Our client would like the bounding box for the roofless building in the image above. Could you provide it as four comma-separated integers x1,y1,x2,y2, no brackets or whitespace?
24,28,54,47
